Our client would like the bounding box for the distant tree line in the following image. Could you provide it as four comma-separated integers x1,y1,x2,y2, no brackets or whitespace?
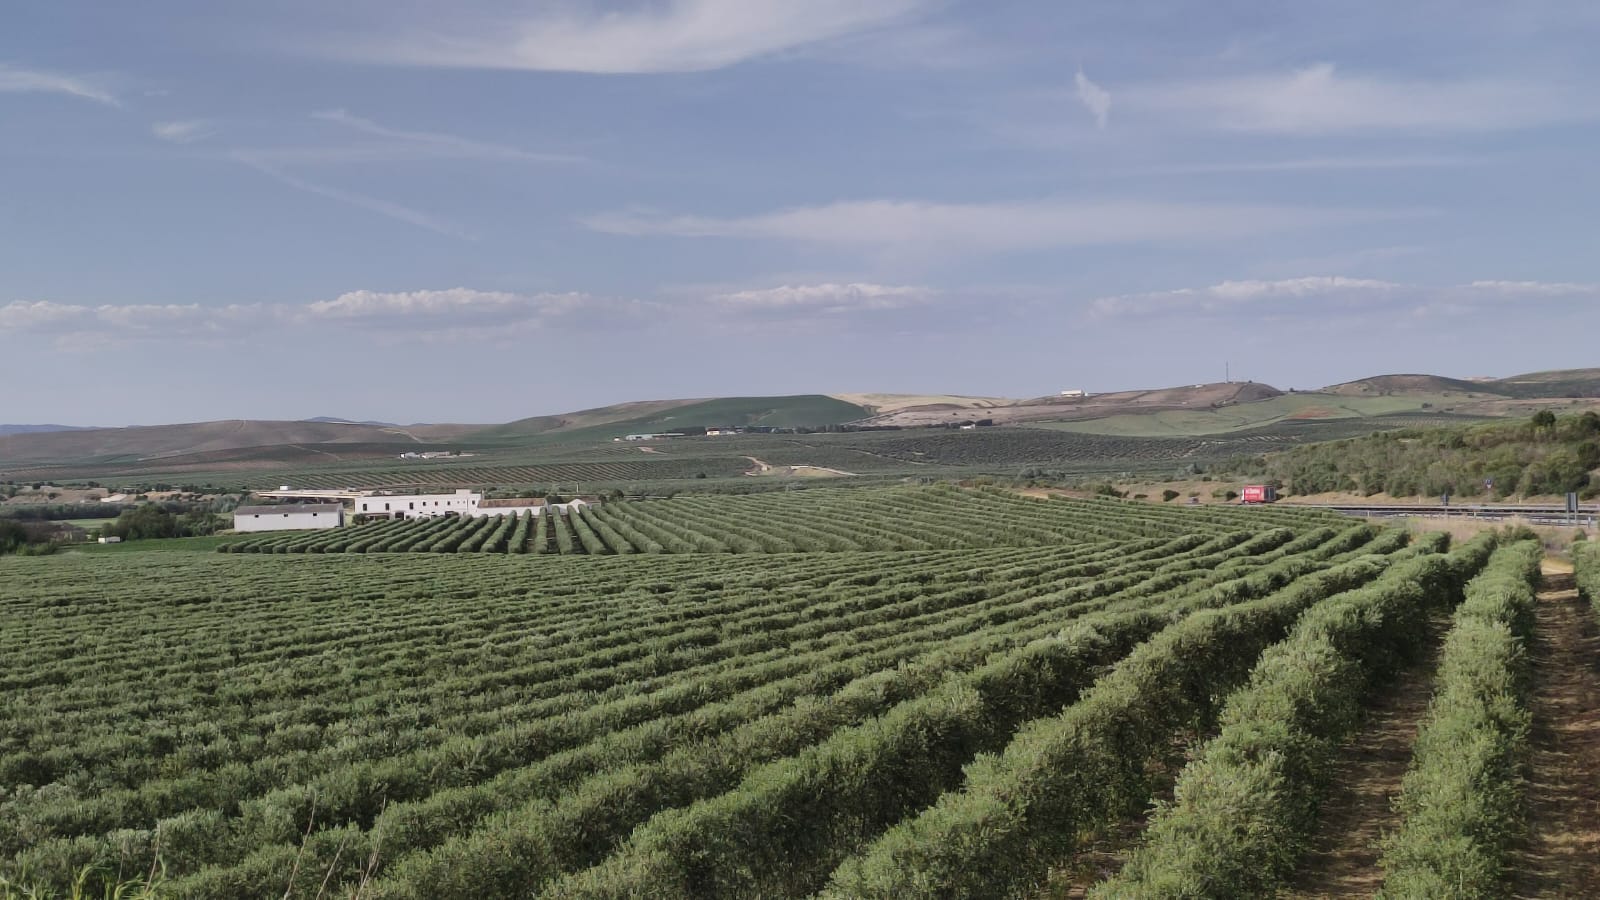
1234,412,1600,499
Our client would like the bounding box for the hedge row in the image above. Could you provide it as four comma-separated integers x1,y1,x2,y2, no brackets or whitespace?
544,542,1405,899
816,550,1404,899
1576,541,1600,612
1089,531,1498,898
1377,539,1543,898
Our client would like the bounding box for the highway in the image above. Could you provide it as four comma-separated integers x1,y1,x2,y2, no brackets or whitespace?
1285,502,1597,527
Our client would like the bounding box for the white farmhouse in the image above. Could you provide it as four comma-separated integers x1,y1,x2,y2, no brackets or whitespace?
352,489,591,520
355,489,479,519
233,504,345,532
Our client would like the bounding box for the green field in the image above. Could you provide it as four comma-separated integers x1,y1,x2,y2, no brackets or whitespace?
1036,392,1466,437
2,483,1576,898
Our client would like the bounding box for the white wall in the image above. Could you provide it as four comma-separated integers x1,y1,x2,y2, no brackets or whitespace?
234,509,343,533
355,489,478,519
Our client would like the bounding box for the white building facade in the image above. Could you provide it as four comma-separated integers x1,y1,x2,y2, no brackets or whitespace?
353,489,590,520
233,504,345,533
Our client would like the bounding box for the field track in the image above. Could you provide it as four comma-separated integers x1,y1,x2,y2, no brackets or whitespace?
1513,564,1600,897
1282,620,1447,898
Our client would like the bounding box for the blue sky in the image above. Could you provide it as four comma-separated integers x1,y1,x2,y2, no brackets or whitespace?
3,1,1598,425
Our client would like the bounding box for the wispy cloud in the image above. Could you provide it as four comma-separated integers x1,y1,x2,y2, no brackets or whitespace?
0,63,118,106
0,289,628,343
1091,276,1600,319
327,0,928,74
1126,63,1589,134
151,120,215,144
1074,69,1111,129
1122,155,1483,175
304,109,580,164
307,288,600,324
711,282,933,313
232,153,474,239
584,199,1414,256
0,300,269,336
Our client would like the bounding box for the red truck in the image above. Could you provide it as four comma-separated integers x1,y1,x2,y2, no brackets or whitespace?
1240,485,1278,504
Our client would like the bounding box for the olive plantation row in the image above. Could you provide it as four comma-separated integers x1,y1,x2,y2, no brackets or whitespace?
218,486,1336,555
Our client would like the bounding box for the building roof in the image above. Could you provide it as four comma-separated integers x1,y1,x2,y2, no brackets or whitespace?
479,497,547,508
235,504,344,516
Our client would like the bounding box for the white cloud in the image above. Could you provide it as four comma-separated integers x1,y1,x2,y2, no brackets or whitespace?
1074,69,1111,129
332,0,926,74
306,288,594,322
1128,63,1588,134
151,120,215,144
1091,276,1600,319
0,64,118,106
712,283,932,313
0,301,272,338
584,199,1410,256
1467,280,1599,296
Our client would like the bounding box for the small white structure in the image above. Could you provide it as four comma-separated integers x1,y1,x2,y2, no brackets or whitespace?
97,536,122,544
1059,389,1087,398
234,504,345,533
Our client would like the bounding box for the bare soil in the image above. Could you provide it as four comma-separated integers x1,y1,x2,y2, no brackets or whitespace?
1511,567,1600,898
1282,622,1447,899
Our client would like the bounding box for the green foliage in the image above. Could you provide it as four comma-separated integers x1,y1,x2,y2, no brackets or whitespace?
2,500,1361,898
1090,533,1498,898
1576,542,1600,612
102,505,223,542
216,487,1347,556
1378,541,1542,898
1249,413,1600,498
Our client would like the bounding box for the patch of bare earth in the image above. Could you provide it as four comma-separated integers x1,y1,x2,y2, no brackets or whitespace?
1511,566,1600,898
1281,620,1447,899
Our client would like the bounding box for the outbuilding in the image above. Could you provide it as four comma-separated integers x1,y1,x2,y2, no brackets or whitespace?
233,504,345,533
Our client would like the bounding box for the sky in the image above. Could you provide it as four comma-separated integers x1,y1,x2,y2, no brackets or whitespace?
3,1,1599,425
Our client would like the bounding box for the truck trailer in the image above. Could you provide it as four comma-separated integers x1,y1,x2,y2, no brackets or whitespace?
1240,485,1278,504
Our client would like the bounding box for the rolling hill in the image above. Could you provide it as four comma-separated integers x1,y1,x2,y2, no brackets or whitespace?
6,370,1599,484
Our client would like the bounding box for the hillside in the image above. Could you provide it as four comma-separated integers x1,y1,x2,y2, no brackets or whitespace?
473,395,872,444
852,382,1282,428
1323,374,1497,396
0,420,474,465
8,369,1600,485
1492,368,1600,399
0,425,96,437
1246,411,1600,499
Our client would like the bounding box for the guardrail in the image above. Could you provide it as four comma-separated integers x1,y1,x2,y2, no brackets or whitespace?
1287,502,1597,527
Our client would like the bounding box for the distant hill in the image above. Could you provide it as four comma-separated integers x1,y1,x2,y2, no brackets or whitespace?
7,369,1600,482
0,420,474,466
1490,368,1600,399
306,416,398,427
475,395,873,444
0,424,96,436
1322,374,1498,396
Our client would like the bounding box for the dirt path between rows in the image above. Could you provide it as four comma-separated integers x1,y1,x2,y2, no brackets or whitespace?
1280,621,1447,899
1511,565,1600,898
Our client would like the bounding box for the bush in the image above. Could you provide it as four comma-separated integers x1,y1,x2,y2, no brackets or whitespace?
1378,541,1542,898
1162,490,1181,503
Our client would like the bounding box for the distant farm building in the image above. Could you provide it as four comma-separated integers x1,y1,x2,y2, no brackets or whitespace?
619,433,685,441
234,504,345,533
1059,389,1088,398
353,489,589,520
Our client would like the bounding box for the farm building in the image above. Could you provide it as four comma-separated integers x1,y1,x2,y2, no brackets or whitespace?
353,489,590,520
233,504,344,533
